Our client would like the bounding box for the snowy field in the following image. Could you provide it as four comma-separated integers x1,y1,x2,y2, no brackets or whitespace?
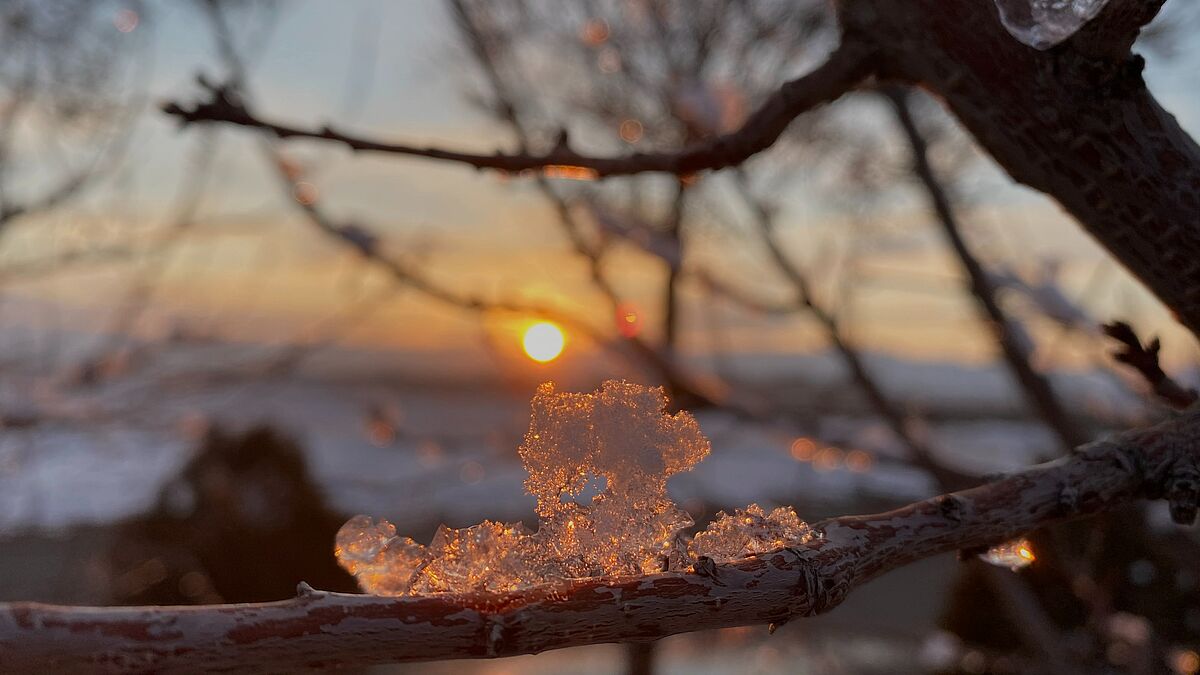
0,341,1154,535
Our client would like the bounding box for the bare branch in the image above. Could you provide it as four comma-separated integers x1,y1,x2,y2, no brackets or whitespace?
4,408,1199,671
193,0,722,409
160,39,874,178
160,0,1200,341
727,168,978,489
1103,320,1198,409
886,87,1090,452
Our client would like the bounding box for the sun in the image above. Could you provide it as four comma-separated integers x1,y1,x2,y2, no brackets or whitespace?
522,321,565,363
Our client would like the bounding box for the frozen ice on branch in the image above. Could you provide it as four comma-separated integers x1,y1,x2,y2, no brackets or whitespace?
335,380,815,595
691,504,814,561
993,0,1110,49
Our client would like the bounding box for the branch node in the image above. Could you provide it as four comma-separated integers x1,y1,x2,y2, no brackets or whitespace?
691,556,725,586
938,494,965,523
781,547,849,617
1167,457,1200,525
1057,484,1079,515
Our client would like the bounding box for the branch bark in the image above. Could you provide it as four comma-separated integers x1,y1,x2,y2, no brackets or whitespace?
4,408,1199,671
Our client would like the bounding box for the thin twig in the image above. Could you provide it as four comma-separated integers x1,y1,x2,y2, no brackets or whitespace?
1103,320,1198,409
160,40,875,178
886,88,1091,452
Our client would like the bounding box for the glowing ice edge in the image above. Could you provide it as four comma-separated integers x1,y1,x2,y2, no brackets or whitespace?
335,380,816,595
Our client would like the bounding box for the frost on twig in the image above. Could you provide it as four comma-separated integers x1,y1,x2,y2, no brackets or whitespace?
335,380,814,595
993,0,1111,49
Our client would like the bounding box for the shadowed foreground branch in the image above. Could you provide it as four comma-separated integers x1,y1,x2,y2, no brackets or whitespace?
3,408,1198,672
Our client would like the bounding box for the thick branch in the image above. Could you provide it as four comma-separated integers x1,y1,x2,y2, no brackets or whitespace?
161,40,874,178
4,409,1199,671
844,0,1200,339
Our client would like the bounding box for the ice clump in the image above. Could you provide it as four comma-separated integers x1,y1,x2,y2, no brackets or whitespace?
335,380,723,594
518,380,710,576
993,0,1110,50
691,504,815,560
334,515,428,595
410,521,534,594
335,381,817,594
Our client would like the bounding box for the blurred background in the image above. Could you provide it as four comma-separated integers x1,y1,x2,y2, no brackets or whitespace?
1,1,1199,673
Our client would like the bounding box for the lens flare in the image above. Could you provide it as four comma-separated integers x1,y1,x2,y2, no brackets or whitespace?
522,322,565,363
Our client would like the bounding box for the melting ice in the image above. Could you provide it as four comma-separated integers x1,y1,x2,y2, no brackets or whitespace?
335,380,814,595
993,0,1110,49
979,537,1036,571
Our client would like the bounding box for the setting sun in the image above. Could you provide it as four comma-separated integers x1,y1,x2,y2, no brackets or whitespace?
522,321,565,363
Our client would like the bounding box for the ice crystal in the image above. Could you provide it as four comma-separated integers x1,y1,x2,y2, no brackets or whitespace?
979,537,1036,571
335,380,813,595
410,521,535,594
993,0,1110,50
334,515,427,595
690,504,814,561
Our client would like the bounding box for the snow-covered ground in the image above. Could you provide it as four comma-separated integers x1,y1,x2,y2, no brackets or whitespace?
0,341,1158,535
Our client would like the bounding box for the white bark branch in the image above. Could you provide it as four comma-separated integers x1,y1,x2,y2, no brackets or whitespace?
3,408,1198,672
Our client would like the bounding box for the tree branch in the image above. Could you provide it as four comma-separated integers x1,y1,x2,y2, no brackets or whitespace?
845,0,1200,339
4,409,1199,671
886,87,1091,452
163,0,1200,342
729,168,977,489
160,39,875,178
1103,320,1199,409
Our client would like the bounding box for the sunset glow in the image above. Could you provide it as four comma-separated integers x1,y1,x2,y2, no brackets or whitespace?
522,322,565,362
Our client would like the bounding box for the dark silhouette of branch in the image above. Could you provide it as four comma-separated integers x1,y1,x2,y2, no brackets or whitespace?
4,406,1198,671
1103,320,1198,409
729,168,977,490
160,38,876,178
163,0,1200,345
726,170,1083,667
191,0,723,408
886,88,1091,452
445,0,719,407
